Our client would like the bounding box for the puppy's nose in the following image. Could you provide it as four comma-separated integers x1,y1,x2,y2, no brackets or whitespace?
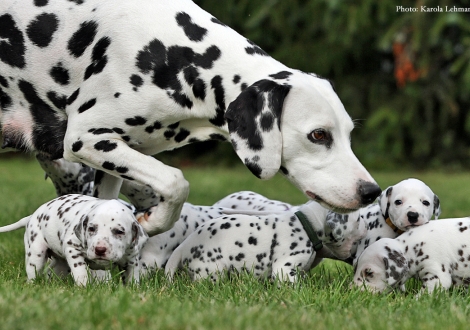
407,211,419,224
95,246,107,256
358,181,382,206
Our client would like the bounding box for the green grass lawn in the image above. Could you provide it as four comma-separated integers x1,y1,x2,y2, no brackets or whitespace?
1,156,470,330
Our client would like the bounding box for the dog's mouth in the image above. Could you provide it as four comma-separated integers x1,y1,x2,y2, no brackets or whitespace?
306,191,358,214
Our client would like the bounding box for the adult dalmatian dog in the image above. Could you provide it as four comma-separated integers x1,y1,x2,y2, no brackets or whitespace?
0,194,148,285
353,218,470,294
345,178,441,266
0,0,381,235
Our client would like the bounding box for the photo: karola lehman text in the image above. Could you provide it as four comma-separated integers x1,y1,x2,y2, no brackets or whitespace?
397,5,470,12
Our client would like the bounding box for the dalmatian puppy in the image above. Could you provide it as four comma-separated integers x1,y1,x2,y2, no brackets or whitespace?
345,178,441,266
165,201,366,282
1,0,381,236
353,218,470,294
138,191,303,276
0,194,148,285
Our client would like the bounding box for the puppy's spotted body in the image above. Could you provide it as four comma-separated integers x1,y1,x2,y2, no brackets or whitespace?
165,201,366,282
1,0,380,235
0,194,148,285
353,218,470,293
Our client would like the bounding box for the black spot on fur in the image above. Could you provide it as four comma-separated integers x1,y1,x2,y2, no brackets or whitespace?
183,66,206,100
269,71,292,80
233,75,241,84
68,21,98,57
248,236,258,245
0,14,26,68
125,116,147,126
34,0,48,6
174,128,190,143
175,12,207,42
67,88,80,105
209,75,225,126
47,91,67,110
245,39,268,56
26,13,59,48
92,128,114,135
145,121,162,134
244,158,262,179
102,161,115,171
78,98,96,113
50,63,70,85
94,140,117,152
17,80,66,158
210,17,227,27
135,38,220,108
130,74,143,90
71,140,83,152
84,37,111,80
167,122,180,129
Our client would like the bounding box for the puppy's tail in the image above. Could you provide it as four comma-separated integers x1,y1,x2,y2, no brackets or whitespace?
164,246,183,281
0,216,30,233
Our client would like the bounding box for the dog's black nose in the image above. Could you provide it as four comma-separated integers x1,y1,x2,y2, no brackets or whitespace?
95,246,107,256
407,211,419,224
358,181,382,206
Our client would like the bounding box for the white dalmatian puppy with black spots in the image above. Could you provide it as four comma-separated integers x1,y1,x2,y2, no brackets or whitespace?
165,201,366,282
139,191,300,275
1,0,381,236
353,218,470,294
345,178,441,266
0,194,148,286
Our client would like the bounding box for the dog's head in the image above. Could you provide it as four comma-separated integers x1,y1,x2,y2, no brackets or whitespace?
74,200,148,266
378,178,441,231
353,238,409,293
225,71,380,212
320,208,367,259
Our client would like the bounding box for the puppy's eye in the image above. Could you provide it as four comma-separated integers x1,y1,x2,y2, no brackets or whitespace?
364,268,374,278
88,227,96,232
422,200,430,206
112,229,125,235
394,200,402,206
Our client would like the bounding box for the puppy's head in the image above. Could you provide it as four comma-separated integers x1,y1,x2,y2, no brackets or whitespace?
75,200,148,266
378,178,440,231
320,208,367,259
353,238,409,293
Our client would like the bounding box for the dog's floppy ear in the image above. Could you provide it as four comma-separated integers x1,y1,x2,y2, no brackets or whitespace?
130,221,148,253
74,214,89,247
378,186,393,219
433,194,441,219
225,79,291,179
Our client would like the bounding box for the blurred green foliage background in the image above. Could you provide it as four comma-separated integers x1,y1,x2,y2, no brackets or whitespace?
162,0,470,170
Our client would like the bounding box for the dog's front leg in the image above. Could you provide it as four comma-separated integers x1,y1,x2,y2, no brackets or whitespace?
64,135,189,236
65,253,89,286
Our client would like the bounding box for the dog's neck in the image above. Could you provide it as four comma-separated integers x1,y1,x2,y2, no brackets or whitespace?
384,217,404,235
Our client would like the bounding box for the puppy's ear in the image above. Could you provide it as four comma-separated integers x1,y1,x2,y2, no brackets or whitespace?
433,194,441,219
74,215,89,247
384,253,409,288
130,221,148,253
225,79,291,180
378,186,393,219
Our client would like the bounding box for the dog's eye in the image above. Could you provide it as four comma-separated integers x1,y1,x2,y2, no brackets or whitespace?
422,200,430,206
112,229,125,235
88,227,96,232
307,129,332,147
394,200,402,206
312,129,327,141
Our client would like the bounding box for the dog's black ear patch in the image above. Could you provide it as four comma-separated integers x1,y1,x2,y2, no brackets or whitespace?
225,79,291,179
433,194,441,219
